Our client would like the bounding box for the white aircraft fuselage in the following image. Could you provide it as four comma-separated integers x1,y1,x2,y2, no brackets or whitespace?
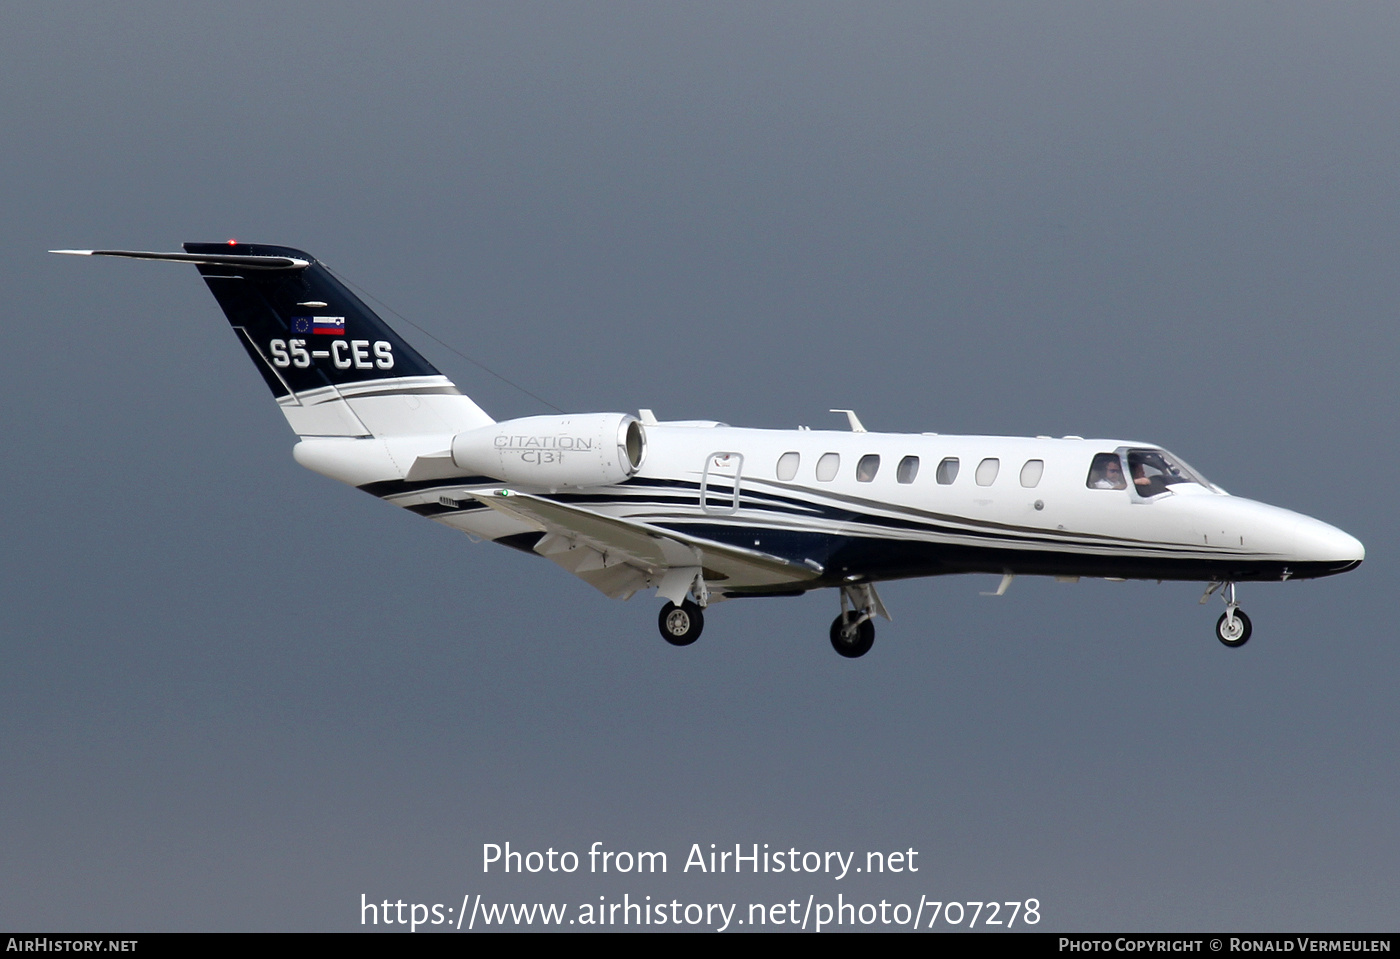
349,423,1362,596
54,243,1364,656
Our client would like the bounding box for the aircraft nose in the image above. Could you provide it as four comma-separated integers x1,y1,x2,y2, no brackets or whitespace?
1293,515,1365,566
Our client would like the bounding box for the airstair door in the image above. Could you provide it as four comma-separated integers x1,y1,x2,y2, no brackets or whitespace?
701,452,744,513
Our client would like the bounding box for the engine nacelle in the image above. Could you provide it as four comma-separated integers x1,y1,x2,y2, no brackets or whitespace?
450,413,647,489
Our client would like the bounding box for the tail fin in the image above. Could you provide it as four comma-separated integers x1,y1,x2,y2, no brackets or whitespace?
57,243,493,439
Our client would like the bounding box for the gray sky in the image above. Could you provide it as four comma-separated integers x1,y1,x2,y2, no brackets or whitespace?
3,2,1397,931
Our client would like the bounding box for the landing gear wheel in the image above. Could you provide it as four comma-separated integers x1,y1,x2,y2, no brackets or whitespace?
829,612,875,658
1215,610,1252,648
659,600,704,646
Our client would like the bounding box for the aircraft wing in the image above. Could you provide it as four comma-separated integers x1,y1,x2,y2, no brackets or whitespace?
466,489,821,602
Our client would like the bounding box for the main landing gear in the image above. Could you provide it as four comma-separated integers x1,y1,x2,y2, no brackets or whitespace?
1203,581,1251,648
655,579,891,659
830,612,874,658
658,599,704,646
657,570,709,646
829,582,888,659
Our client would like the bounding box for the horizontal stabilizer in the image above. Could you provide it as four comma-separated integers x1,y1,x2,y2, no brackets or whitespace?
50,249,309,270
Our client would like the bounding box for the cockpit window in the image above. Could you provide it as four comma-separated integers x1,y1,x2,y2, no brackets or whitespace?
1126,448,1210,497
1087,452,1126,490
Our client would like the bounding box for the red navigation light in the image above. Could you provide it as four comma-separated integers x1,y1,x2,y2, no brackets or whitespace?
227,238,237,246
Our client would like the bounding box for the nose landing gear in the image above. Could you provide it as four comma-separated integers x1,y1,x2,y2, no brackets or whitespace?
1215,609,1252,647
1203,581,1251,648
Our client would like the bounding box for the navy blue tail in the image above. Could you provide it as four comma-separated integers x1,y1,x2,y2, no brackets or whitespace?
186,242,441,400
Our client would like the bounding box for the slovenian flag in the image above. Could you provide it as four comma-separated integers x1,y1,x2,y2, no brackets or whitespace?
312,316,346,336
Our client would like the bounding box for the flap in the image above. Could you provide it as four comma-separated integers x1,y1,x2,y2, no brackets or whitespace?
466,489,821,596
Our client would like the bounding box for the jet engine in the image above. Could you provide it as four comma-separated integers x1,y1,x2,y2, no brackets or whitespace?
450,413,646,488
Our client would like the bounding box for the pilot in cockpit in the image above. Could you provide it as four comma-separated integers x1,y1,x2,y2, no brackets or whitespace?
1088,453,1127,490
1128,451,1171,497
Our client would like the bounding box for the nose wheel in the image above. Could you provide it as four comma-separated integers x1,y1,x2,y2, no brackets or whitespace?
1215,609,1252,647
1204,581,1251,648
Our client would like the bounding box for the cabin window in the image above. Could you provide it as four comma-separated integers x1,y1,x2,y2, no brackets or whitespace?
975,457,1000,486
936,457,960,485
897,455,920,484
856,454,880,482
776,451,799,481
1020,459,1044,488
1086,452,1126,490
816,452,840,482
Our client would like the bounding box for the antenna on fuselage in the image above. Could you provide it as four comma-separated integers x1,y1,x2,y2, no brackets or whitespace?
829,409,867,433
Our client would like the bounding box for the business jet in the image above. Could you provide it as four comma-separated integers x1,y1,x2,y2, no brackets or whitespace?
53,243,1364,657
